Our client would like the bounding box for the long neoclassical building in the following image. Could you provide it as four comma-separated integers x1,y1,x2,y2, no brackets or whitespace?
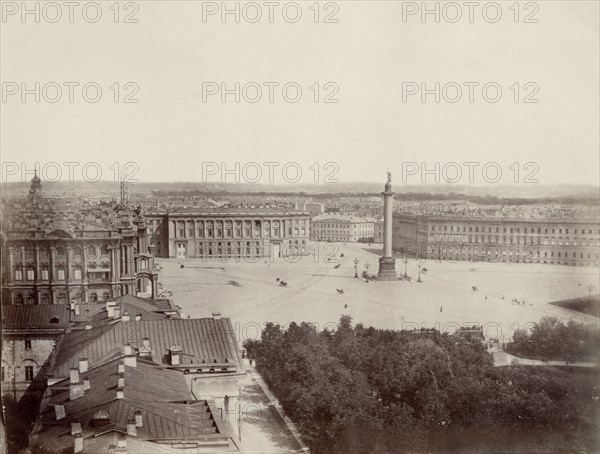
146,207,311,259
393,213,600,267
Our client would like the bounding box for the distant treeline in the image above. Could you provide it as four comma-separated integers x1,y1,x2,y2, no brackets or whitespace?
149,190,600,206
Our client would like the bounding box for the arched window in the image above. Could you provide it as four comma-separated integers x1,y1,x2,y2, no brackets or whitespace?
57,293,67,304
41,293,50,305
14,293,24,305
87,245,97,259
89,293,98,302
27,292,36,305
103,292,110,301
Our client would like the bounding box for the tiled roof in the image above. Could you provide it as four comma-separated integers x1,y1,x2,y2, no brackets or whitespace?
50,318,244,378
2,304,71,330
71,296,179,327
31,357,232,453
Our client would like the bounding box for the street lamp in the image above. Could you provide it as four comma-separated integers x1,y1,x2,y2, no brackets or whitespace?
353,258,359,278
365,263,370,275
402,258,408,277
417,260,423,283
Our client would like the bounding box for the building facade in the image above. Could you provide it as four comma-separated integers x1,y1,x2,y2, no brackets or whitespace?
374,219,384,243
146,208,311,259
393,213,600,267
311,215,375,242
1,177,159,304
1,305,71,402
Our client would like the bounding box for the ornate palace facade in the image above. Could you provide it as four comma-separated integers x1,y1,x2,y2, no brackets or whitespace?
1,176,159,304
146,207,310,259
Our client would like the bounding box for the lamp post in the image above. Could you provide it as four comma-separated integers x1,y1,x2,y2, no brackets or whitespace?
354,258,359,278
365,263,370,276
402,258,408,277
417,260,423,283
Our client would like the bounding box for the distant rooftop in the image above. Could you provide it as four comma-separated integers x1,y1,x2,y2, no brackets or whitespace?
147,206,309,216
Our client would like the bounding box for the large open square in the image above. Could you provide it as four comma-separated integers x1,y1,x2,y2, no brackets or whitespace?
157,242,599,345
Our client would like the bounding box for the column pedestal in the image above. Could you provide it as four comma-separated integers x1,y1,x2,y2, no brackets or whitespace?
377,257,398,281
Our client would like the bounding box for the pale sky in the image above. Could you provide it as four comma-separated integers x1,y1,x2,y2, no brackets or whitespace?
1,1,598,187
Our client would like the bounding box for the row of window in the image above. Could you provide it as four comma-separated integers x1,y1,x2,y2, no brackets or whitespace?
2,365,35,382
429,234,599,247
13,291,111,305
175,226,306,239
430,225,598,235
12,259,147,282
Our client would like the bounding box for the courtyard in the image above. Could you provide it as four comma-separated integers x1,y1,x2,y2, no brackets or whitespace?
157,242,599,345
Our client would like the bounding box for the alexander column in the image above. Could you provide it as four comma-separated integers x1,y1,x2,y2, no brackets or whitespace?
377,171,398,280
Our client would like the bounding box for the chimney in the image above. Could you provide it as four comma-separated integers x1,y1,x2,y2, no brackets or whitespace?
118,373,125,389
135,313,142,321
83,377,90,391
70,381,85,401
106,301,116,317
134,411,143,428
124,355,137,368
127,420,137,437
123,344,132,355
118,362,125,374
74,303,81,316
74,433,84,453
142,338,150,348
79,358,88,373
169,346,181,366
212,312,222,320
70,368,80,384
113,306,121,319
71,421,82,435
122,311,130,322
117,387,124,399
54,404,66,420
116,436,127,452
70,301,76,311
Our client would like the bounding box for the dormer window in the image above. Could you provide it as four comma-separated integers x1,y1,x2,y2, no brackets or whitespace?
168,345,183,366
89,410,111,427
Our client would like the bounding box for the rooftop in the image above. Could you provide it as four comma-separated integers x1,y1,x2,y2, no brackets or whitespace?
31,357,235,453
50,318,245,378
2,304,72,332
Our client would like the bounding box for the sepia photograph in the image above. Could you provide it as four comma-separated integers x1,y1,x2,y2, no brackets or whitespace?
1,1,599,453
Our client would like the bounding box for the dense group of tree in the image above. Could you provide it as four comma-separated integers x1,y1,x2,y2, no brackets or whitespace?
244,316,599,453
506,316,600,363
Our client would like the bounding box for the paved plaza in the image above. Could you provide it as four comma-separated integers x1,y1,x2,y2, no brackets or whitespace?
157,242,599,345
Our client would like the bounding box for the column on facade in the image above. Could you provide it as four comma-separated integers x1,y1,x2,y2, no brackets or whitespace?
66,245,72,283
50,246,56,284
8,247,14,283
82,246,88,284
35,246,40,283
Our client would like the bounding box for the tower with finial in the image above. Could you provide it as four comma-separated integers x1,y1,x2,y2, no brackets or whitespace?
28,171,42,203
120,178,129,210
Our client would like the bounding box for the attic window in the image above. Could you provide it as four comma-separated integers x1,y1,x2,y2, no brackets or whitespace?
89,410,111,427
